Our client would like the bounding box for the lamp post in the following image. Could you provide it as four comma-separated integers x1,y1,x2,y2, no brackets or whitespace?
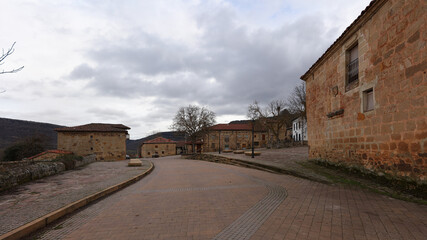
251,119,255,158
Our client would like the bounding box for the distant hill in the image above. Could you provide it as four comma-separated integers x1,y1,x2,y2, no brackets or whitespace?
126,131,186,156
0,117,64,157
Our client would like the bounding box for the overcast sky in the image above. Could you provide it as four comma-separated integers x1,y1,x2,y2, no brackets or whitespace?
1,0,371,139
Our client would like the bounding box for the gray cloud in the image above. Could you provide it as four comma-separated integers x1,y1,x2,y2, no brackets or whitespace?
65,2,347,119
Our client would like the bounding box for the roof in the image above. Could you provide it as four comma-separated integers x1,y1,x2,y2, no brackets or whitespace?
55,123,130,133
210,123,252,131
300,0,387,80
143,137,176,144
28,150,73,160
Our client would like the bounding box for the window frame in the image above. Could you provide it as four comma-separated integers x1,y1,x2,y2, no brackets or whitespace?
363,88,374,112
346,43,359,91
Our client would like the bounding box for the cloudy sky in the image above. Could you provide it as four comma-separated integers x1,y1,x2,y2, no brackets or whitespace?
0,0,371,139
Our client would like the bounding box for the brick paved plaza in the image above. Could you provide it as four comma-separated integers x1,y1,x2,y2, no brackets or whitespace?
29,155,427,240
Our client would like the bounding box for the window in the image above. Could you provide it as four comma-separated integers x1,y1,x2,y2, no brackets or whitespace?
347,44,359,87
148,152,150,155
90,147,93,150
225,144,229,149
211,143,215,148
155,145,158,148
224,136,229,142
262,134,265,140
254,142,259,146
363,88,374,112
162,151,164,154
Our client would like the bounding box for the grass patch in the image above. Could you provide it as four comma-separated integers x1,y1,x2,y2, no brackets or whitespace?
53,224,63,230
299,160,427,205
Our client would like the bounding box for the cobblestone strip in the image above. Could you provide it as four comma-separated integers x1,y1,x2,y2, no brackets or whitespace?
213,181,287,240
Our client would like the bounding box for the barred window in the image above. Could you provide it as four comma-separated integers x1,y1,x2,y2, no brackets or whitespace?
347,44,359,85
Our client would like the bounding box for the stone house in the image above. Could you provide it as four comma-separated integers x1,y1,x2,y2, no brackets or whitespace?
55,123,130,161
203,123,268,152
301,0,426,181
140,137,177,158
292,116,307,142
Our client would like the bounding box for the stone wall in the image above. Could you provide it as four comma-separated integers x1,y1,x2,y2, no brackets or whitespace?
304,0,426,181
141,143,176,158
0,154,96,191
57,132,127,161
203,130,268,152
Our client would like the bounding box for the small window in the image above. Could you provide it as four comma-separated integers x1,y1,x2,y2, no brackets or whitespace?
346,44,359,88
162,151,164,154
363,88,374,112
211,143,215,148
90,147,93,150
147,152,150,155
262,134,265,140
254,142,259,146
155,145,158,148
224,136,229,142
90,135,93,139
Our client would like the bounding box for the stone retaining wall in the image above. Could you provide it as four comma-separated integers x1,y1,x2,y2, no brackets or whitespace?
0,154,96,192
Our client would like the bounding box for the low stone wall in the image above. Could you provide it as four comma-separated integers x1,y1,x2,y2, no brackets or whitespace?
0,160,65,192
0,154,96,192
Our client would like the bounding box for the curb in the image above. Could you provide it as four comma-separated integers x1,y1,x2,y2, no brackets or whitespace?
189,154,331,184
0,161,154,240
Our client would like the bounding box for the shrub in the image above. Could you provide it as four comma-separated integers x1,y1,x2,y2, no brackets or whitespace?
2,136,46,161
53,154,83,170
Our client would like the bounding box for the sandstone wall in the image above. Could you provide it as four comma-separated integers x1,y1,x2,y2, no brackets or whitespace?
203,131,268,152
305,0,426,181
141,143,176,158
0,155,95,191
57,132,127,161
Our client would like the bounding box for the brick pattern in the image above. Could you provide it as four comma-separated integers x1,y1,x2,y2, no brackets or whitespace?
29,156,427,240
304,0,427,181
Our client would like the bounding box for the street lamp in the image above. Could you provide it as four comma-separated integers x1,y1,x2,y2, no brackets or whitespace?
251,119,255,158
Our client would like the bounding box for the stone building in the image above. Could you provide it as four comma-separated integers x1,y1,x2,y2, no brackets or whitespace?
203,123,268,152
140,137,177,158
301,0,426,181
55,123,130,161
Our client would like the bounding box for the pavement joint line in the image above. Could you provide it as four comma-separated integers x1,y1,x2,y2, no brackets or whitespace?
0,160,154,240
137,184,263,193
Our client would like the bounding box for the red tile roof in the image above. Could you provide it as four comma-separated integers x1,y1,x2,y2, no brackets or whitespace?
301,0,385,80
144,137,176,144
28,150,73,160
55,123,130,132
210,123,252,131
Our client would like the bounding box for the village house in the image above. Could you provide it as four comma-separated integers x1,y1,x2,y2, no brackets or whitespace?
292,116,307,142
140,137,177,158
301,0,426,181
55,123,130,161
203,123,268,152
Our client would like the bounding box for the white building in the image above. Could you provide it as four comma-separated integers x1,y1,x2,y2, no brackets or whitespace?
292,116,307,142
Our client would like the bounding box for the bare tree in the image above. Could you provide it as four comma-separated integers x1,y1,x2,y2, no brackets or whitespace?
171,105,216,153
287,82,306,118
1,42,24,93
1,42,24,74
287,82,307,143
247,99,293,147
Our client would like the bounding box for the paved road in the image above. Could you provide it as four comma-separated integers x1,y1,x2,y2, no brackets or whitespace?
32,156,427,240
